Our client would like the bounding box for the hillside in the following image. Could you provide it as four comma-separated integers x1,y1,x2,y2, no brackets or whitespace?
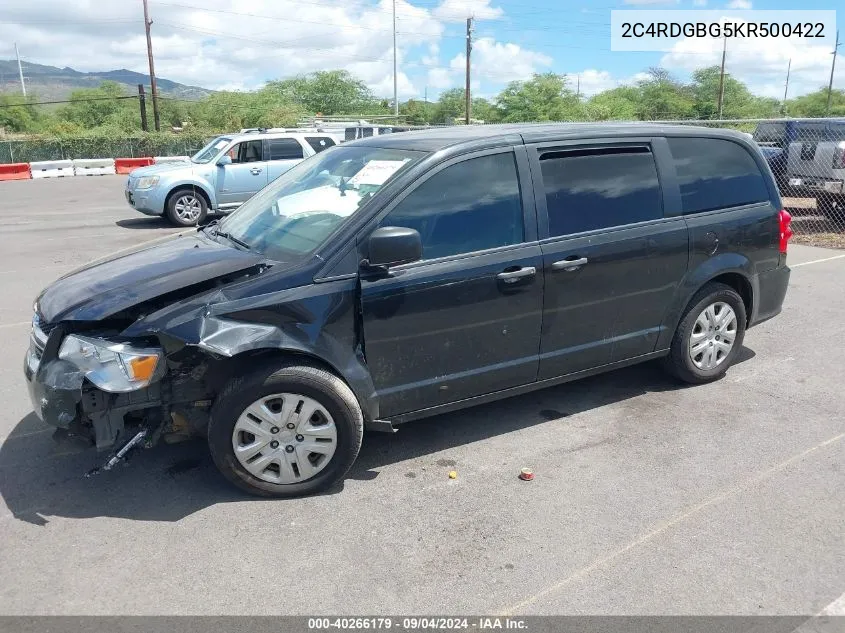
0,60,211,101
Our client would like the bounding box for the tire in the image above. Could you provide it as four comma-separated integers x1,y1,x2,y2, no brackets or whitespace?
662,283,747,385
208,361,364,497
165,188,208,227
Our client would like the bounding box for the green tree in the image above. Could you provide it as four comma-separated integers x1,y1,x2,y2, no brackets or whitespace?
400,98,436,125
496,73,582,122
59,81,138,129
634,68,695,120
689,66,778,119
585,86,639,121
265,70,378,115
786,87,845,117
0,93,41,132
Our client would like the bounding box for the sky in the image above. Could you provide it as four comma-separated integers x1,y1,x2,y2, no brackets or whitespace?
0,0,841,102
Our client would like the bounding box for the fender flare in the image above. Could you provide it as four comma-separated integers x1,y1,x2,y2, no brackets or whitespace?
656,253,757,351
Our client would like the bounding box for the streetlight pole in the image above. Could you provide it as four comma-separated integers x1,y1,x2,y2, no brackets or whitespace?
392,0,398,118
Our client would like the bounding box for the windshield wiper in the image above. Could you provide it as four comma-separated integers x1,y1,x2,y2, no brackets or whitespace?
215,229,251,251
216,231,251,250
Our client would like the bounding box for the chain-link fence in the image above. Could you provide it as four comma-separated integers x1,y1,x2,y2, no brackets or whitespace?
0,136,208,164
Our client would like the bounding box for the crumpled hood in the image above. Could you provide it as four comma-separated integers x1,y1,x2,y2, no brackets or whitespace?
37,232,266,323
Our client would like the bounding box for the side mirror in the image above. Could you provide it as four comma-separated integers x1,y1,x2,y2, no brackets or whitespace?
365,226,422,268
217,155,232,166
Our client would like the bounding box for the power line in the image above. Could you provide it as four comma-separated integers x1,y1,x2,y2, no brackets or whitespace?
0,96,139,108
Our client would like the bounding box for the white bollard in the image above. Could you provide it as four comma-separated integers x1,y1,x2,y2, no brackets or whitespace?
153,156,190,165
30,160,75,179
72,158,117,176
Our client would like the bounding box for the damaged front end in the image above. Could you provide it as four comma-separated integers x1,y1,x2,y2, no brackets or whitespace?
24,313,217,454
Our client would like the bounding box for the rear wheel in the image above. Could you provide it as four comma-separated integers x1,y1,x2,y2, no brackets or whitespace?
208,361,364,497
165,188,208,227
663,283,747,384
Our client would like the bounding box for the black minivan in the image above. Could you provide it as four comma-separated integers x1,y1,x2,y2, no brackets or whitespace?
25,124,792,496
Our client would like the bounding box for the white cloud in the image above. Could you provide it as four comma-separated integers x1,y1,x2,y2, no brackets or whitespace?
564,69,651,96
427,68,454,90
693,0,707,6
433,0,504,22
660,20,843,98
452,37,552,83
0,0,445,96
726,0,751,8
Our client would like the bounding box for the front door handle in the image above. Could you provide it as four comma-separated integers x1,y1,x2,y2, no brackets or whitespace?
250,167,263,175
496,266,536,283
551,257,588,271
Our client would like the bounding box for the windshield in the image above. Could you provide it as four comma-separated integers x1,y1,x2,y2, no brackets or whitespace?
191,136,231,164
217,145,426,261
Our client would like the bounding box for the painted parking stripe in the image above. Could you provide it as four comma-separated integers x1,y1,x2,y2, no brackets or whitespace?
791,254,845,268
820,592,845,616
501,432,845,615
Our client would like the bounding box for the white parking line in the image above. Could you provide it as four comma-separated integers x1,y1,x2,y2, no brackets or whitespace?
501,432,845,615
791,254,845,268
820,592,845,616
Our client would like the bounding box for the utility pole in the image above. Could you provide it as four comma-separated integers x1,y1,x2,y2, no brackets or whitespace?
717,34,727,119
137,84,148,132
14,43,25,96
465,17,473,125
826,30,841,116
142,0,161,131
392,0,398,118
782,58,791,114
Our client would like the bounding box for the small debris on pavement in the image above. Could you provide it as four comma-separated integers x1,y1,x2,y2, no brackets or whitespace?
448,470,457,479
519,468,534,481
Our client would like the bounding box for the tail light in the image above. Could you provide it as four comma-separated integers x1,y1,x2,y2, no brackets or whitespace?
778,209,793,254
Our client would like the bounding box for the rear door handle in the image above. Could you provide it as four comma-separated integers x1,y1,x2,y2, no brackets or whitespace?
551,257,588,271
250,167,263,175
496,266,536,283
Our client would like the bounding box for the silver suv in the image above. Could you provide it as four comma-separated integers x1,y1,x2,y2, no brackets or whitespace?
785,119,845,217
125,130,336,226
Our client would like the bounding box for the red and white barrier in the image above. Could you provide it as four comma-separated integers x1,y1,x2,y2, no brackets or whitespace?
73,158,116,176
30,160,75,179
0,163,31,181
115,157,154,174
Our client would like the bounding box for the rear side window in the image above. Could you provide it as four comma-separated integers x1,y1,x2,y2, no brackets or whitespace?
267,138,304,160
753,122,786,146
540,147,662,237
379,152,524,260
305,136,335,153
667,137,769,215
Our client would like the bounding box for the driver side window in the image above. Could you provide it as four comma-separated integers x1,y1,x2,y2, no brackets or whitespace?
227,140,264,164
378,152,524,261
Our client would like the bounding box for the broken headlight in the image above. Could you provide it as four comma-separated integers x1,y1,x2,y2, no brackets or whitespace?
58,335,163,393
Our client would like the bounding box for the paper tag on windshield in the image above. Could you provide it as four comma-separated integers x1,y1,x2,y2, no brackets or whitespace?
348,160,407,186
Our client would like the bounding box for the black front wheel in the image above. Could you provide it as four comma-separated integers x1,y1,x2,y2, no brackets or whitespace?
208,361,364,497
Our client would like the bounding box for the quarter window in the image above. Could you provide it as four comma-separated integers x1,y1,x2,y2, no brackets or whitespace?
667,137,769,215
540,147,662,237
267,138,304,160
305,137,335,153
379,153,524,260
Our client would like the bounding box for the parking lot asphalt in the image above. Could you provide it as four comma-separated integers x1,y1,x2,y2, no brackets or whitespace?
0,175,843,616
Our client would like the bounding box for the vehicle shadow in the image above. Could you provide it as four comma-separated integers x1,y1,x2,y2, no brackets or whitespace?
115,218,174,230
0,349,755,525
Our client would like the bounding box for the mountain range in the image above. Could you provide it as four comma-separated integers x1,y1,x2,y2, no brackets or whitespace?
0,60,212,102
